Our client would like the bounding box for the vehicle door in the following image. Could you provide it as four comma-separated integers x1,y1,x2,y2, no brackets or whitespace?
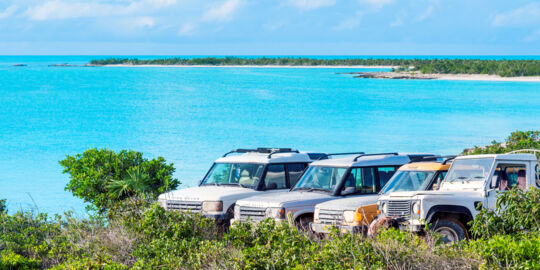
486,162,528,209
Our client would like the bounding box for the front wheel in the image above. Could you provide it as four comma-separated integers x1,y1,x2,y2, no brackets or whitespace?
296,216,313,231
431,218,467,243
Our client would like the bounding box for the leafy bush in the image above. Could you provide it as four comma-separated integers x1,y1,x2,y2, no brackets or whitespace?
463,130,540,155
59,148,179,213
0,199,5,213
471,188,540,239
466,233,540,269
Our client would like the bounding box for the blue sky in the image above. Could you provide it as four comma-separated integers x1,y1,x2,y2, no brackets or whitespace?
1,0,540,55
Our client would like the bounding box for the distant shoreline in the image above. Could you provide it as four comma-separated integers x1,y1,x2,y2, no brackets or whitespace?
96,64,397,69
351,71,540,82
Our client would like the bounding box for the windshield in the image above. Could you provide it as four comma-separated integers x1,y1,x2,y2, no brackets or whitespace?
292,166,347,193
201,163,265,189
380,170,435,194
445,158,494,183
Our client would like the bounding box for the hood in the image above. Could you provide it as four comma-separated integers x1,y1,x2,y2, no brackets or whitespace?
384,190,481,199
159,185,260,202
317,194,379,211
237,190,334,208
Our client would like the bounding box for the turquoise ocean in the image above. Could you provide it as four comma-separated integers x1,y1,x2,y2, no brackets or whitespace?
1,55,539,214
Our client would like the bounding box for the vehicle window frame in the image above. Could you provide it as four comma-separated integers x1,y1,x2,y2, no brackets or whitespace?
336,165,400,196
258,163,288,190
285,163,307,188
535,163,539,188
490,162,528,190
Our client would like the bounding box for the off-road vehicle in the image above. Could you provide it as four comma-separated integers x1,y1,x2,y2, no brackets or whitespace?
312,157,451,234
158,148,326,226
232,152,434,229
377,150,540,242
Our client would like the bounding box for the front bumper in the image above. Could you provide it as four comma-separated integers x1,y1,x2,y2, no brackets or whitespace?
310,222,365,234
371,216,424,233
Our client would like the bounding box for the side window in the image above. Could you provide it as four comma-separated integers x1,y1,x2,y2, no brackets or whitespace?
345,167,375,194
429,171,446,190
491,163,527,191
265,164,286,190
286,163,306,188
536,164,540,187
377,167,397,189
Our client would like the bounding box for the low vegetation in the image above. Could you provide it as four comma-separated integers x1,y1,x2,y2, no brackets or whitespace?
89,57,540,77
1,132,539,269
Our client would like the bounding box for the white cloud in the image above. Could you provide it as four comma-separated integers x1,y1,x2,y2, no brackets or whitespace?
0,5,18,19
25,0,177,21
492,2,540,27
203,0,243,22
334,11,364,30
178,22,196,36
287,0,336,11
358,0,395,9
415,5,432,22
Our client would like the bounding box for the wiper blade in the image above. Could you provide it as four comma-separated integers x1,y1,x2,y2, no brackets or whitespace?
307,188,331,193
293,187,311,191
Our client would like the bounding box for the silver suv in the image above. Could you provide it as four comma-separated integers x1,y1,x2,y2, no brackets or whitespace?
158,148,326,226
232,152,434,229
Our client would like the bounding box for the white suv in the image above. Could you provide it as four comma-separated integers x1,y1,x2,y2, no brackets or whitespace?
377,151,540,242
158,148,326,226
232,153,434,229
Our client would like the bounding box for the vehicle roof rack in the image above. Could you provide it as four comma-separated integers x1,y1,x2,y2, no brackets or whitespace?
317,152,365,160
407,155,457,164
222,148,298,157
442,155,457,165
506,149,540,155
353,152,398,162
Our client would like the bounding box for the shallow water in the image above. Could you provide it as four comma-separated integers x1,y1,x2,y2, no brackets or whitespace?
1,56,539,214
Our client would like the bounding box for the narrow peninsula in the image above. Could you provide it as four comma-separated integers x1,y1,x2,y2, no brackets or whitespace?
88,57,540,82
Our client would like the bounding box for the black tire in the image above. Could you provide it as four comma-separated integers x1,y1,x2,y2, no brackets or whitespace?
431,218,467,243
296,216,313,231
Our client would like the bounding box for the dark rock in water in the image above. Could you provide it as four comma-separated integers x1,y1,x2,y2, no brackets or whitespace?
13,64,27,67
353,72,437,80
48,63,73,67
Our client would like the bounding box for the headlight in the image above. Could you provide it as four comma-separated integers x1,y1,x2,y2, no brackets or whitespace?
381,202,388,215
158,198,167,210
234,205,240,219
412,201,420,215
343,211,355,223
266,207,286,219
202,201,223,213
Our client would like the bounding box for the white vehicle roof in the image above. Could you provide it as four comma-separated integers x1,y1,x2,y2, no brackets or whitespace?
214,148,326,164
310,153,434,168
455,153,537,162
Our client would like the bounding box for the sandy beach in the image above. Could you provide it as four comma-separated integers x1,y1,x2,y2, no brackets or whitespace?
353,71,540,82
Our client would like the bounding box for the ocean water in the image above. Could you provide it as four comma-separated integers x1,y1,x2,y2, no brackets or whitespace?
1,56,539,214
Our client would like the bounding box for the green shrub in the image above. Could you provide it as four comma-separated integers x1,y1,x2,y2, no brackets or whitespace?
59,148,179,213
0,249,40,270
471,188,540,238
467,233,540,269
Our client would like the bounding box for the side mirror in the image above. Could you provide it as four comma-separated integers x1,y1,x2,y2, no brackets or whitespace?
265,182,278,190
342,186,356,195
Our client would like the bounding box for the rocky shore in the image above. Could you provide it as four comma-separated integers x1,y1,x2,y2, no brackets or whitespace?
347,71,540,82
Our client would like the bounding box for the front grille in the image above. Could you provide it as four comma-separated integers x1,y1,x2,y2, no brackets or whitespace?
167,200,202,213
239,206,266,222
317,209,343,225
387,200,411,217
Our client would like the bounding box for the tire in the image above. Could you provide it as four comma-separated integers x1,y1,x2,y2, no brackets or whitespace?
431,218,467,243
296,216,313,231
